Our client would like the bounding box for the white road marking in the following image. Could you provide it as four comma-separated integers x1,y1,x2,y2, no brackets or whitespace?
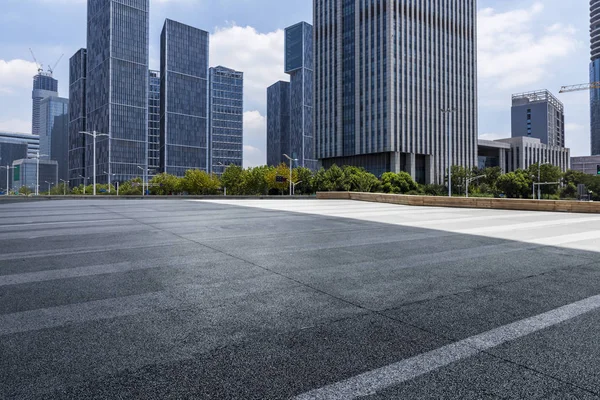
0,218,133,229
295,293,600,400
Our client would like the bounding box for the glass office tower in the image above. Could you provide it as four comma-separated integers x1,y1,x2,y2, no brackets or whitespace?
591,0,600,155
148,70,161,176
285,22,316,170
160,19,209,176
266,81,290,167
86,0,149,183
314,0,478,183
32,73,59,137
68,49,87,187
39,96,69,182
208,66,244,175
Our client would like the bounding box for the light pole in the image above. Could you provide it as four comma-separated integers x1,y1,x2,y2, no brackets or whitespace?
292,181,303,196
283,154,298,196
536,162,551,200
44,181,54,194
441,108,456,197
78,175,89,195
34,151,49,196
217,162,226,195
60,179,68,196
466,175,486,198
137,166,147,196
79,131,109,196
0,165,15,195
103,171,116,194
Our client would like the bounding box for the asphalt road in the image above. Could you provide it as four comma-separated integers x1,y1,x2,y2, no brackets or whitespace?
1,199,599,399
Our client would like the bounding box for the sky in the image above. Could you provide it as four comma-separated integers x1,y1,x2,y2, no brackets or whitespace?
0,0,592,167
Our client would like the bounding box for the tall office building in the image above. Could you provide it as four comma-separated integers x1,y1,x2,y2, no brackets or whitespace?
39,96,69,182
266,81,290,167
148,70,161,176
285,22,316,170
160,19,209,176
511,90,565,147
86,0,149,183
69,49,87,186
32,72,58,136
314,0,478,183
591,0,600,155
208,66,244,175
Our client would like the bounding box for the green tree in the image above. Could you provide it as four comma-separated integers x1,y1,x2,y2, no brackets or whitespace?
220,165,245,195
119,178,143,195
242,166,271,195
344,166,380,193
528,163,562,197
149,173,181,195
266,163,293,194
294,167,315,195
181,170,221,195
381,171,418,194
18,186,33,196
496,170,532,198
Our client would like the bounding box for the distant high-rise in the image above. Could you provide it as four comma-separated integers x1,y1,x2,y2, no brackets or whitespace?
285,22,315,170
68,49,87,186
208,66,244,175
148,70,161,176
86,0,149,183
160,19,209,176
32,72,58,136
511,90,565,147
591,0,600,155
0,132,40,158
314,0,478,183
266,81,290,167
39,96,69,182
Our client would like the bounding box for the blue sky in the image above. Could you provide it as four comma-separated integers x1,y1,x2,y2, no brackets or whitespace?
0,0,591,166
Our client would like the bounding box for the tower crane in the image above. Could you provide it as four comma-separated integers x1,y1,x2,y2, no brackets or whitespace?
28,48,43,74
47,54,64,76
559,82,600,93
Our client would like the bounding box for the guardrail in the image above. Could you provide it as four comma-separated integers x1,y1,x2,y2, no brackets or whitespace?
316,192,600,214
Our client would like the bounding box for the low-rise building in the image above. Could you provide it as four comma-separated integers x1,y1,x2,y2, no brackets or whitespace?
571,155,600,175
12,158,58,193
478,137,570,173
0,138,28,192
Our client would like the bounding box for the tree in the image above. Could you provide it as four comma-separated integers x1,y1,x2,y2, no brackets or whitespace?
344,166,380,193
149,173,181,195
19,186,33,196
181,170,221,195
528,163,562,197
220,165,245,195
496,170,532,198
321,165,349,191
119,178,143,195
294,167,315,195
242,166,271,195
381,171,418,194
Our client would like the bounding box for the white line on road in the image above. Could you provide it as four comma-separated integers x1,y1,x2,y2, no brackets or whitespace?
294,293,600,400
0,218,133,229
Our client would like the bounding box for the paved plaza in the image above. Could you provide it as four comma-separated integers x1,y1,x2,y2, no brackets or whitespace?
1,199,600,399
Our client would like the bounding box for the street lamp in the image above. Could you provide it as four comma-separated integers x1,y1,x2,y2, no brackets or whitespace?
103,171,116,194
44,181,54,194
79,130,109,196
59,179,68,196
291,180,303,196
137,166,147,196
466,175,486,198
217,162,226,196
33,151,49,196
283,154,298,197
441,108,456,197
533,162,551,200
0,165,15,195
78,175,89,195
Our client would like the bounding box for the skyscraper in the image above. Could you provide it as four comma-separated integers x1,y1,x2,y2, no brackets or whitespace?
266,81,290,167
32,72,58,136
208,66,244,175
160,19,209,176
148,70,161,176
86,0,149,183
591,0,600,155
511,90,565,148
39,96,69,182
313,0,478,183
68,49,87,186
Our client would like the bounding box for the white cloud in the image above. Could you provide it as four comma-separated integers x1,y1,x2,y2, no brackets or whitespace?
243,110,266,167
479,132,510,141
0,59,39,94
0,118,31,133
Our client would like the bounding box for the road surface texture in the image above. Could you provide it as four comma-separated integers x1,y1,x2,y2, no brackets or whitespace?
1,198,599,399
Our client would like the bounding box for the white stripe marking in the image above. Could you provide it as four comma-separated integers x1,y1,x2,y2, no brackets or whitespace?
295,293,600,399
0,218,133,229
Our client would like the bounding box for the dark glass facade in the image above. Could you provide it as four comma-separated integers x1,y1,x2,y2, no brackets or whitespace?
12,159,58,192
86,0,149,184
208,66,243,175
160,19,209,176
592,0,600,155
68,49,87,187
32,73,58,137
0,139,28,192
40,96,69,182
266,81,290,167
0,132,40,158
148,70,161,176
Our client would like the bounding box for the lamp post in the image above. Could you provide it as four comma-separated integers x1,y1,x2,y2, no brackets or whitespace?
44,181,54,194
466,175,486,198
217,162,226,196
283,154,298,197
0,165,15,195
292,180,303,196
78,175,89,195
536,162,551,200
33,151,49,196
59,179,68,196
137,166,147,196
79,131,109,196
103,171,116,194
441,108,456,197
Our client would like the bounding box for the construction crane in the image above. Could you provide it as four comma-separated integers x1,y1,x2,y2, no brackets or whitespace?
47,54,64,76
559,82,600,93
28,48,43,74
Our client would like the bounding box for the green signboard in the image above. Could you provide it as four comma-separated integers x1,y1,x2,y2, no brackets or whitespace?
597,165,600,176
13,165,20,182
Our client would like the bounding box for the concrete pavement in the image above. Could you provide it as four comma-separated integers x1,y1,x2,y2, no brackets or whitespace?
1,199,599,399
